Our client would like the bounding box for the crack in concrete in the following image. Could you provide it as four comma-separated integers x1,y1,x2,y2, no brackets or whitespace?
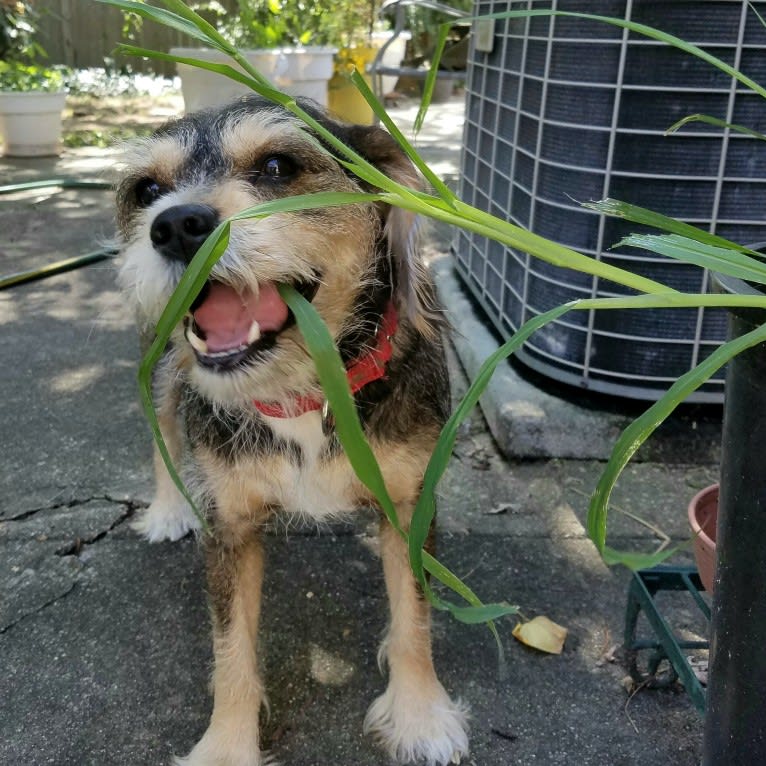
0,581,78,635
0,494,145,634
4,493,144,524
54,501,137,556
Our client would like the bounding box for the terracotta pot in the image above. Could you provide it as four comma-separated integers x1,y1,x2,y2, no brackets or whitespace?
688,483,718,593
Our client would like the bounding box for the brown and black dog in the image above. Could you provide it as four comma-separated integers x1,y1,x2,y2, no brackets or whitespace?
116,95,467,766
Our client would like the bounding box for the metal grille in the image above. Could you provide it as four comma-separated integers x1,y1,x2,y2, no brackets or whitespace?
454,0,766,401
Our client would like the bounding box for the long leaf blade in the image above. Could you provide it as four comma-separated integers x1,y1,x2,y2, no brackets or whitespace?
588,323,766,566
347,69,456,204
585,198,766,258
436,9,766,100
666,113,766,141
409,303,573,588
279,286,517,628
618,234,766,286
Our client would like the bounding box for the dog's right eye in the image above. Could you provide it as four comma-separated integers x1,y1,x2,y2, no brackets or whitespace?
135,178,167,208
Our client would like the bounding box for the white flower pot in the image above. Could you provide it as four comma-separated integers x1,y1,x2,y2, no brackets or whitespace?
170,47,337,112
0,91,67,157
370,31,410,94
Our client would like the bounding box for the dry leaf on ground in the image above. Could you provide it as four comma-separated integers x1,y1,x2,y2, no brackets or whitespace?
512,615,568,654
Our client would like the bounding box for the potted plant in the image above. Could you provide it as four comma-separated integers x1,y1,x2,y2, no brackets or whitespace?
169,0,338,111
0,0,68,157
0,63,67,157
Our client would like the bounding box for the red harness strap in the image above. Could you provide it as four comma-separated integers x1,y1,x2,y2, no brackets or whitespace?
253,302,398,418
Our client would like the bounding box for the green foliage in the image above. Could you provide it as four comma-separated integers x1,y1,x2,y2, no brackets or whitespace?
62,67,176,97
0,0,46,63
311,0,382,48
187,0,382,48
62,125,154,148
0,61,66,91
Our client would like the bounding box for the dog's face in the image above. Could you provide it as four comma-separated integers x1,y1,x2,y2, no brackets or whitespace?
116,96,428,406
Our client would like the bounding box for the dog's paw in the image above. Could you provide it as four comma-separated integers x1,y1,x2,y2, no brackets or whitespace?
173,731,275,766
173,754,277,766
364,681,469,765
132,498,201,542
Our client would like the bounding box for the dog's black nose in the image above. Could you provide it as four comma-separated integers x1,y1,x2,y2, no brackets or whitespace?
150,204,219,263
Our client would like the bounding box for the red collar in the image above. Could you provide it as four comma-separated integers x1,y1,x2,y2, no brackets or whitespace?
253,302,398,419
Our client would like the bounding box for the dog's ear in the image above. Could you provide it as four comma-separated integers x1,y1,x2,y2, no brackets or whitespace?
344,124,441,337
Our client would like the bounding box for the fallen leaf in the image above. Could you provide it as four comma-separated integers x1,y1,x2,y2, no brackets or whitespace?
512,615,568,654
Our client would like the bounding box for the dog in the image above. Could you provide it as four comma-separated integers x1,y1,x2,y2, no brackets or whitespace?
115,95,468,766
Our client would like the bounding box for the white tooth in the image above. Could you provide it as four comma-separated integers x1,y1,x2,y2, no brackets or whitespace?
186,326,208,354
247,320,261,344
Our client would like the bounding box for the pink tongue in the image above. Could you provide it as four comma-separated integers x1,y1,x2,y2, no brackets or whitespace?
192,282,289,353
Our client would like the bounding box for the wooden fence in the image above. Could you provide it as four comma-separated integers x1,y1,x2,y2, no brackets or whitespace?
36,0,190,76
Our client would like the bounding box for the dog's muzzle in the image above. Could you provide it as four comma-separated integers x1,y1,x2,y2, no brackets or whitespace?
149,203,319,373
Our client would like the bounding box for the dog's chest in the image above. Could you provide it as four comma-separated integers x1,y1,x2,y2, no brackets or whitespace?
255,412,360,519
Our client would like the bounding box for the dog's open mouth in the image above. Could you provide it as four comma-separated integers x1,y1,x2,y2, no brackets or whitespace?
184,280,318,371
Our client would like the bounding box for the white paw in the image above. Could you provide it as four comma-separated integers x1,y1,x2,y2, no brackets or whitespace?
173,753,278,766
172,729,275,766
132,498,201,542
364,681,469,765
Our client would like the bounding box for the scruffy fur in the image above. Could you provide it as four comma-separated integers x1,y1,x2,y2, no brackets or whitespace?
116,95,467,766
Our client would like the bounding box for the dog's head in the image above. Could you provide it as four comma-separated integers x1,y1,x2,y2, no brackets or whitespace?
116,95,437,406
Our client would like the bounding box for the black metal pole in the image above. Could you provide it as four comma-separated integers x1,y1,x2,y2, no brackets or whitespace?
702,287,766,763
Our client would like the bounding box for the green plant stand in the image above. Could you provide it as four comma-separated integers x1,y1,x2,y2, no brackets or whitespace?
624,565,709,715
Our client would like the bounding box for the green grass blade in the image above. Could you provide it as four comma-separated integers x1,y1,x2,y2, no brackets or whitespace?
279,284,518,628
347,70,456,204
751,1,766,30
277,284,403,531
409,289,766,579
93,0,218,48
408,303,573,588
116,45,289,101
585,198,765,257
588,322,766,567
618,234,766,286
415,23,450,133
156,0,233,48
600,546,677,570
666,113,766,142
574,293,766,311
137,221,232,533
230,192,385,221
439,9,766,100
421,551,515,615
444,201,675,296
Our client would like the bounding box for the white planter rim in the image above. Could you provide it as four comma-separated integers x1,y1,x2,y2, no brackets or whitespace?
170,46,338,57
0,90,67,99
0,90,67,115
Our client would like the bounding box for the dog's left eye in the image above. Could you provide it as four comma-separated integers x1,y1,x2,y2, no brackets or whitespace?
253,155,298,182
135,178,168,208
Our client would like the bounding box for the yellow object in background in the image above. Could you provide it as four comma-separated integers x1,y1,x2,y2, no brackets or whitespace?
328,45,379,125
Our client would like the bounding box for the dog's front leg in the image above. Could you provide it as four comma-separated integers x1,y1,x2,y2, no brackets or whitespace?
132,372,200,542
176,529,266,766
365,514,469,766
